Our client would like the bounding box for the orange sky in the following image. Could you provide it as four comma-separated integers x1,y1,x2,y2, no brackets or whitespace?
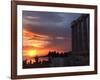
23,29,52,60
22,11,81,62
22,27,72,61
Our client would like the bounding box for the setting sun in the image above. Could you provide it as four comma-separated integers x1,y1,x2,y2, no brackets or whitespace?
28,50,37,57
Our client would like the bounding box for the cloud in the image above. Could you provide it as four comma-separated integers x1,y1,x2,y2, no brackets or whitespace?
22,11,81,29
23,17,40,25
55,13,81,27
23,29,52,48
22,11,81,56
56,37,65,40
25,16,40,20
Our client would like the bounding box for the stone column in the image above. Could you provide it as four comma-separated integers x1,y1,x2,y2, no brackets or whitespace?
86,14,89,52
71,21,77,52
82,14,88,52
77,18,83,52
71,22,75,52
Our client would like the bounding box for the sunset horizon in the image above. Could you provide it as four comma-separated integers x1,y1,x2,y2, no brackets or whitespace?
22,11,81,61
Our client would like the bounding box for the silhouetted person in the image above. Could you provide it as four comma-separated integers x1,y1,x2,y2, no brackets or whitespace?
35,56,38,63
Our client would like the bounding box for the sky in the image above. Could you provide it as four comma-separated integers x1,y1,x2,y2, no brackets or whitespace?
22,11,81,59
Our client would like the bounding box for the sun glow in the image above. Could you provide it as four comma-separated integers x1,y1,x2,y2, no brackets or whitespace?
28,50,37,57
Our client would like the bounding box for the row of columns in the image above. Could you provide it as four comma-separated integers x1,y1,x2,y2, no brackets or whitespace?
71,14,89,53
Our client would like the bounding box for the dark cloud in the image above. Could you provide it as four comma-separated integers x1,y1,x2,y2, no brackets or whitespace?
23,11,81,52
24,24,70,38
23,11,81,27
